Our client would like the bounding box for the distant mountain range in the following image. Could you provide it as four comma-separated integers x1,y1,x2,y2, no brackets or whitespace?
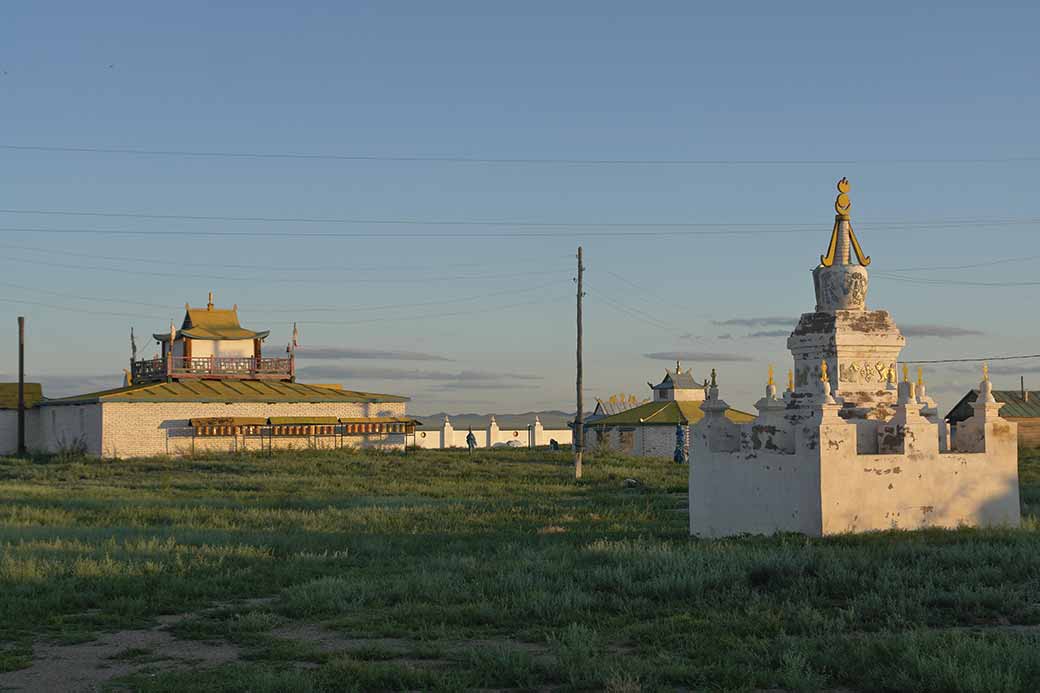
414,410,587,430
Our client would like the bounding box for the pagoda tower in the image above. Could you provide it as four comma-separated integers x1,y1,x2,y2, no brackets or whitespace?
787,178,905,444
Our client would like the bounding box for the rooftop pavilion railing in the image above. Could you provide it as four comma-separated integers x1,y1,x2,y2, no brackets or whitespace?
131,355,293,383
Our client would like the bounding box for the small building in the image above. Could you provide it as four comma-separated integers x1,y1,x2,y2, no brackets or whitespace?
946,384,1040,448
5,295,416,458
0,383,42,455
587,362,753,458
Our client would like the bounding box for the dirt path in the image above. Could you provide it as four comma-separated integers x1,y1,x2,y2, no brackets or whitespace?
0,613,239,692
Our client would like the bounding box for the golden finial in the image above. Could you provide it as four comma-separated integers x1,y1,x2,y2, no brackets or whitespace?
788,369,794,391
207,291,214,310
675,360,681,373
902,363,909,383
710,368,717,387
768,364,774,387
917,367,924,388
820,177,871,268
983,362,989,382
834,177,851,218
820,359,829,383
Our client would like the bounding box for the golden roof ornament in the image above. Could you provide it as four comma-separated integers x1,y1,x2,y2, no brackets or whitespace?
917,367,924,388
902,363,910,382
788,368,794,392
982,362,989,382
820,359,829,383
767,364,774,387
710,368,717,387
820,177,871,268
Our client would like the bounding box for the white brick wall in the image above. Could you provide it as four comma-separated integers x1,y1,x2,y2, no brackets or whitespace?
100,400,407,458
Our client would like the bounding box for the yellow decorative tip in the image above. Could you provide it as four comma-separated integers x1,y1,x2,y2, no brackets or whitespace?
917,367,924,388
788,369,794,391
834,177,851,218
902,363,910,383
768,364,774,387
983,362,989,382
710,368,717,387
820,359,829,383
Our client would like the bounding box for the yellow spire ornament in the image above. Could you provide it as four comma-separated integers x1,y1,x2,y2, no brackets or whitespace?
788,369,794,391
902,363,910,383
820,177,872,267
917,367,924,388
768,364,774,387
820,359,829,383
983,362,989,382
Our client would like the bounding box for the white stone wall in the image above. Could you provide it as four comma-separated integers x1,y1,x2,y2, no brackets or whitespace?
98,400,406,458
588,425,678,458
0,411,16,455
182,339,255,359
691,400,1021,537
412,422,573,449
34,404,103,456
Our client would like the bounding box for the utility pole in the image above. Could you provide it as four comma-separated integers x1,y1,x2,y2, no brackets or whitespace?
574,246,585,479
17,316,26,456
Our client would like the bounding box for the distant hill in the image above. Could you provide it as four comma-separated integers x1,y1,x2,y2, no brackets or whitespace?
414,410,587,430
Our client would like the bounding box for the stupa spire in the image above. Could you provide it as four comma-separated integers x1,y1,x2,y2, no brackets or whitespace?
820,177,871,268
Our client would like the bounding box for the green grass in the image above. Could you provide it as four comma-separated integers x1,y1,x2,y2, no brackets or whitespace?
1,446,1039,691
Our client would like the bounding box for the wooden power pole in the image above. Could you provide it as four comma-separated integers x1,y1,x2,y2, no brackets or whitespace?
574,247,585,479
17,316,26,456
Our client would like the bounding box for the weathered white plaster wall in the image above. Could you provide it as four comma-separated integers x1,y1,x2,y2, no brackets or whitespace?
34,404,103,456
98,401,405,458
0,411,16,455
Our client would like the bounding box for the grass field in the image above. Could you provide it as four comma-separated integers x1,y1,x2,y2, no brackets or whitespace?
0,447,1039,692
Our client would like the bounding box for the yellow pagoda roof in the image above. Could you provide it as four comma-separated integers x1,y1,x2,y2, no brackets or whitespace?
153,295,270,342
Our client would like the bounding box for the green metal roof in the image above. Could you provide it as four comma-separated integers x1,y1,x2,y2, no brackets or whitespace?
153,305,269,342
42,380,408,406
946,389,1040,423
586,399,754,427
0,383,43,410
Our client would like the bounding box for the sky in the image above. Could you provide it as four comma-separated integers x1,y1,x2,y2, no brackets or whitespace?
1,1,1039,415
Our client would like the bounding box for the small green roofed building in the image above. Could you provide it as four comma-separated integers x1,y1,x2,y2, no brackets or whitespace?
12,294,417,458
946,380,1040,448
588,362,754,458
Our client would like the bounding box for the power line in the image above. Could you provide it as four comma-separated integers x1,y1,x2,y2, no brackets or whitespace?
3,143,1039,166
0,240,562,274
0,254,566,284
874,272,1040,288
3,208,1040,229
0,279,561,316
884,254,1040,272
0,219,1038,239
903,354,1040,365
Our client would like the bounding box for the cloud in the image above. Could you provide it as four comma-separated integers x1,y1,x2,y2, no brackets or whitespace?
713,317,793,328
948,362,1040,376
295,346,451,361
296,365,542,383
747,330,789,338
644,351,754,363
429,382,542,391
717,333,733,340
900,324,984,338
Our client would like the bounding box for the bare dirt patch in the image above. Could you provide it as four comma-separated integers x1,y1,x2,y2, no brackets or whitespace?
0,622,240,692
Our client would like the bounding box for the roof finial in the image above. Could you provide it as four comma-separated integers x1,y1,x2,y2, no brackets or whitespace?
820,177,871,268
710,368,717,387
767,364,774,387
788,368,794,392
207,291,214,310
982,362,989,382
820,359,829,383
902,363,909,383
675,359,681,374
917,366,924,388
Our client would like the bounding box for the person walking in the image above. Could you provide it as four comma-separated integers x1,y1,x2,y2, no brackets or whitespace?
674,423,688,464
466,427,477,454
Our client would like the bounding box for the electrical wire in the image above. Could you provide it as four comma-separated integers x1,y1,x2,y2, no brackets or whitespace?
3,143,1038,166
2,209,1040,231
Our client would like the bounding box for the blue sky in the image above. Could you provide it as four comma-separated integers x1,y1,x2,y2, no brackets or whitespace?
1,2,1038,414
